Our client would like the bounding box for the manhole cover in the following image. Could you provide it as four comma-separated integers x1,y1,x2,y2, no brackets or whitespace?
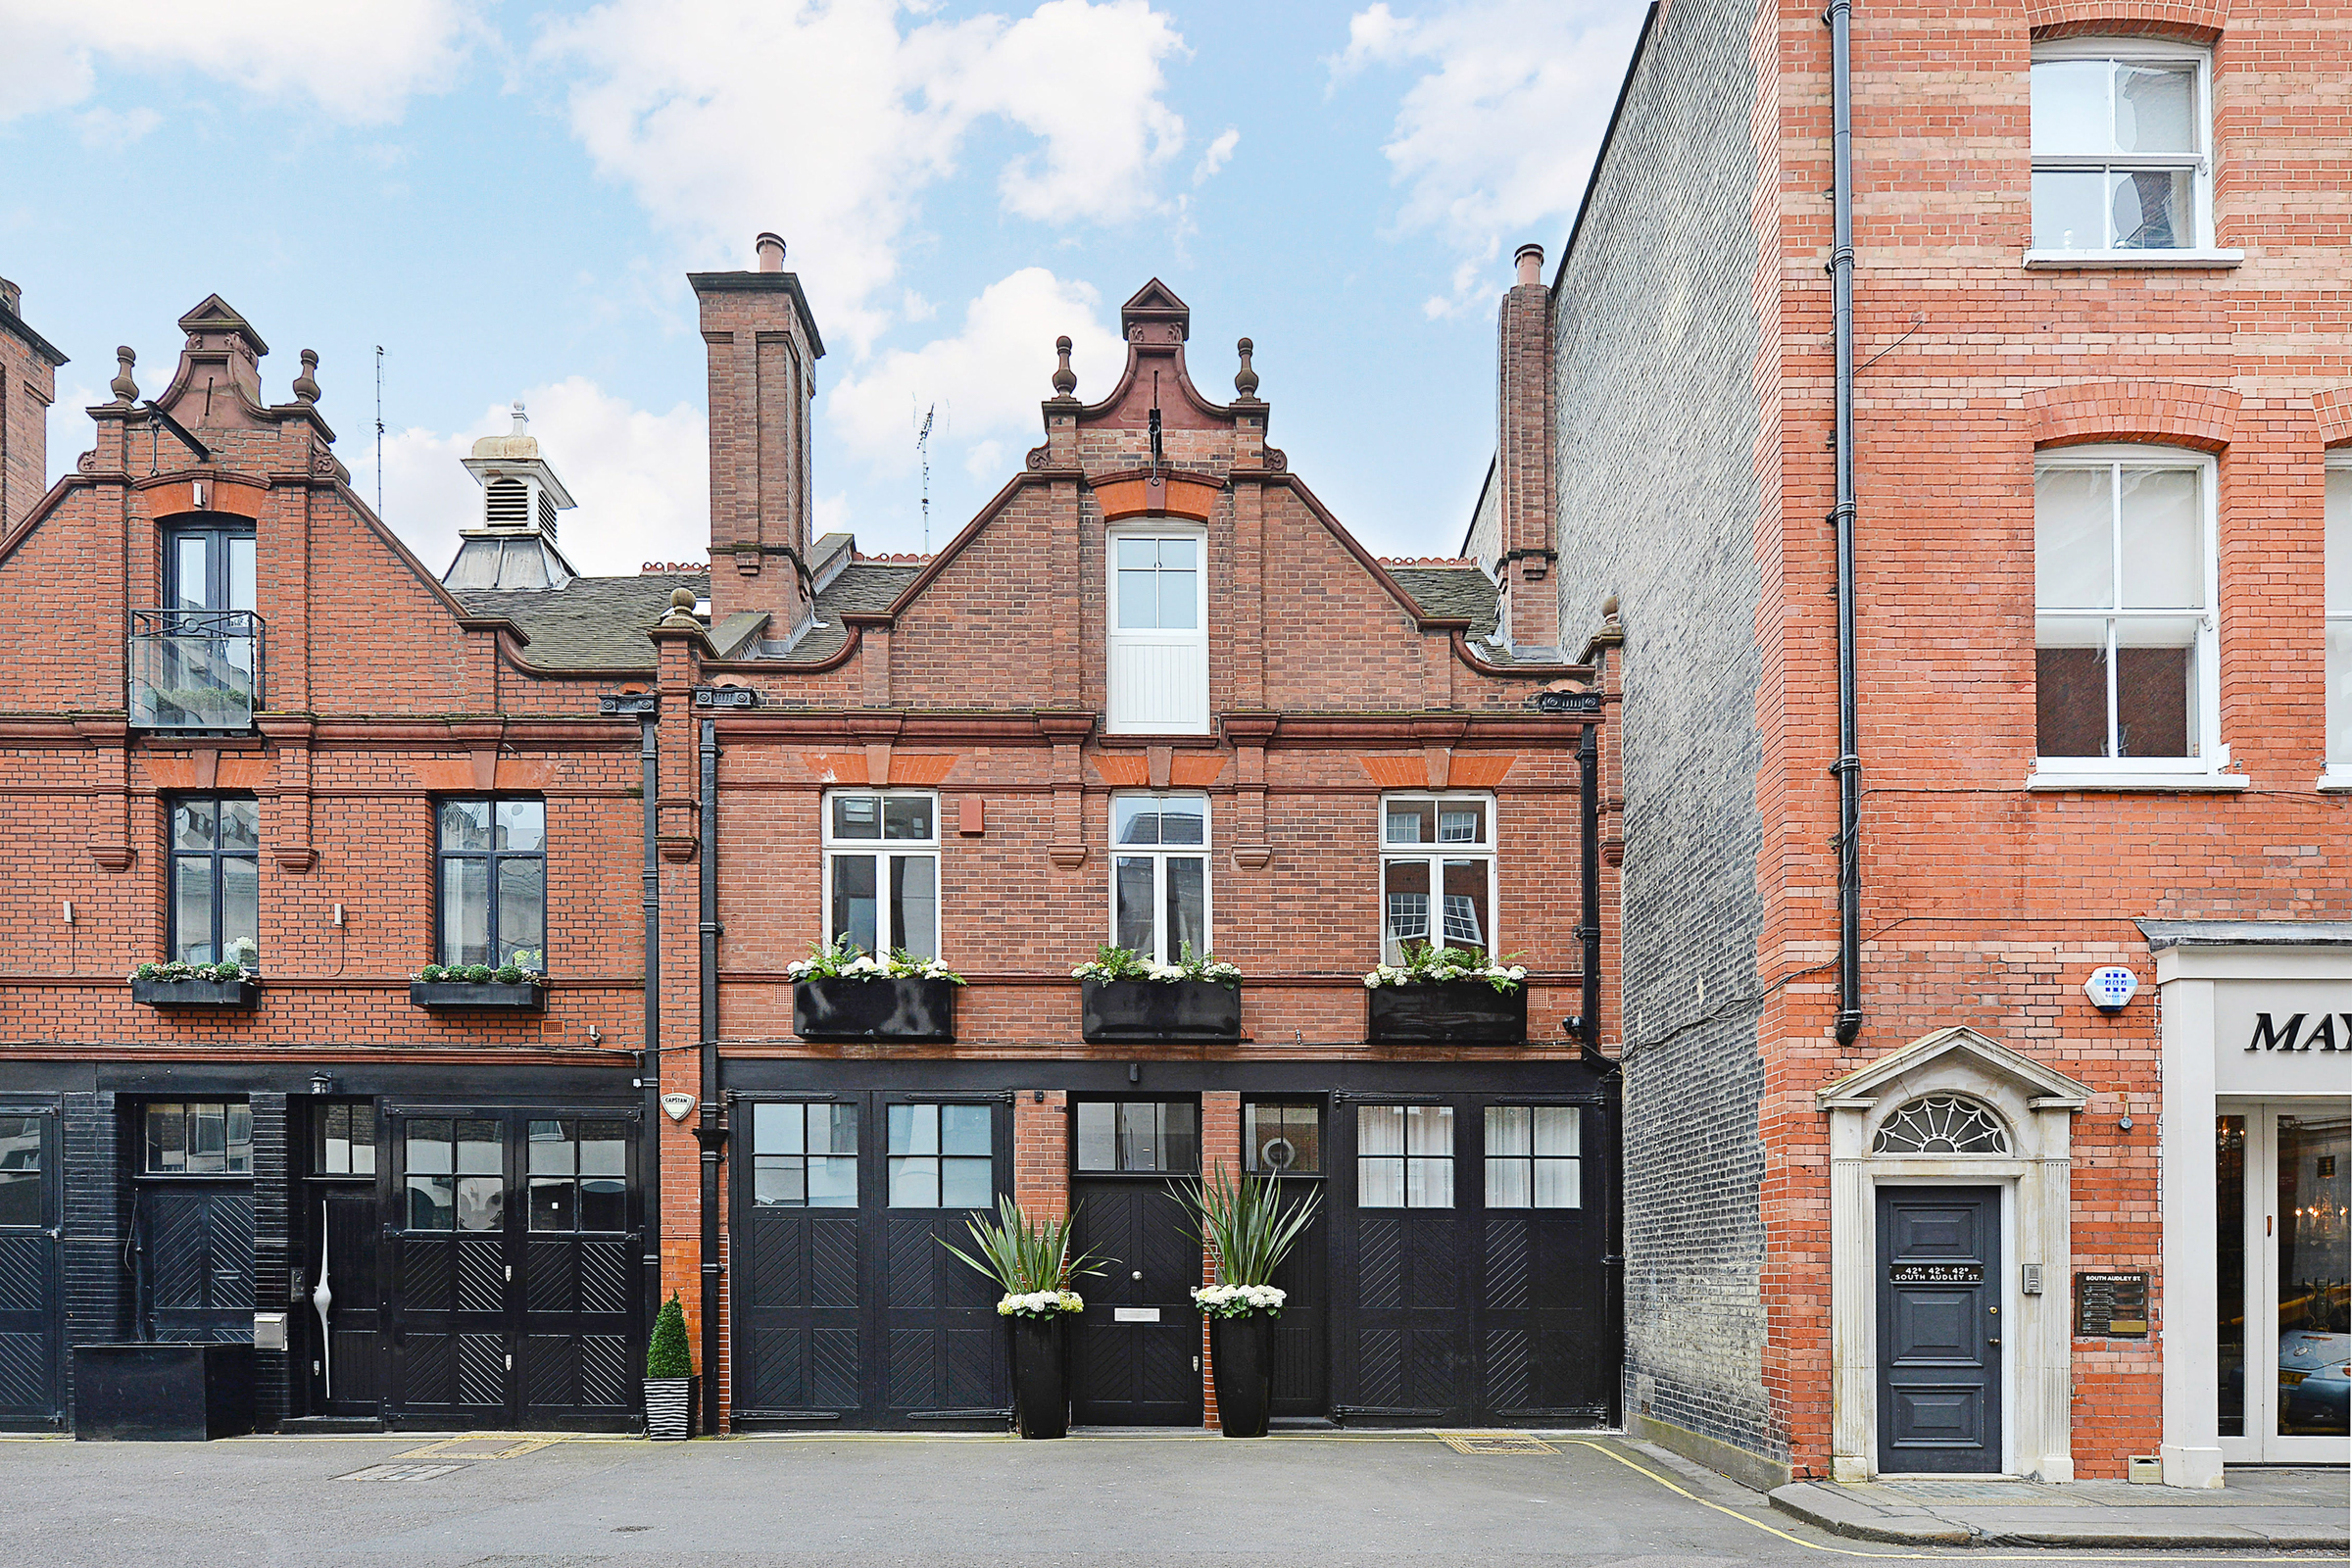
399,1435,564,1460
1439,1433,1557,1455
336,1462,471,1482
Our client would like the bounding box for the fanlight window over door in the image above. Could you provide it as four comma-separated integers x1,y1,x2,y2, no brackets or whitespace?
1873,1096,2011,1155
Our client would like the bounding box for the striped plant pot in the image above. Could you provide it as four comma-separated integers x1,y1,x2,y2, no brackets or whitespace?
644,1375,697,1441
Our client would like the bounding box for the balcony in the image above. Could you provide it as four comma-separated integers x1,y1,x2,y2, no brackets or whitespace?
128,610,265,730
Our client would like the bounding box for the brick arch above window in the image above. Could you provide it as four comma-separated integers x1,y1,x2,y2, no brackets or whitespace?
2028,5,2223,45
2024,379,2238,453
2311,387,2352,451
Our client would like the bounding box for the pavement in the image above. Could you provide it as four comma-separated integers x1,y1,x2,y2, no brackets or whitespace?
0,1426,2341,1566
1769,1468,2348,1551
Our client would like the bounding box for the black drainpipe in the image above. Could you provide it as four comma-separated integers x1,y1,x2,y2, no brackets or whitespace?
638,713,662,1344
1576,717,1623,1423
695,716,725,1434
1827,0,1864,1047
1576,721,1601,1046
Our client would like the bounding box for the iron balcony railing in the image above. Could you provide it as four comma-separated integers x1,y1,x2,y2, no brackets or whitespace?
128,609,265,730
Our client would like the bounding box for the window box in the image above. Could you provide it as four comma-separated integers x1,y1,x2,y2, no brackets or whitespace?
130,975,260,1009
1366,982,1527,1045
793,975,958,1042
409,979,546,1012
1081,978,1241,1043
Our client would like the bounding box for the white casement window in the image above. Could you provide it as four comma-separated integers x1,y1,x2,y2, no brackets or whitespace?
2029,41,2217,261
1380,795,1498,963
822,791,940,957
2325,458,2352,789
2032,447,2230,787
1105,530,1208,734
1357,1103,1454,1209
1110,794,1209,963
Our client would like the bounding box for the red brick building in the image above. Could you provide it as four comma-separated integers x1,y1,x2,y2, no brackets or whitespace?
1480,0,2349,1490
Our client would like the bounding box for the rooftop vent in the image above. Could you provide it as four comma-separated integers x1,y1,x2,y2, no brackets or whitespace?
444,400,582,591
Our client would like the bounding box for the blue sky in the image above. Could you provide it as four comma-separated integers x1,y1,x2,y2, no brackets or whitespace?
2,0,1645,576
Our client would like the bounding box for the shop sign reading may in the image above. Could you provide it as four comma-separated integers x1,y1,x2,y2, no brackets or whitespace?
2246,1012,2352,1053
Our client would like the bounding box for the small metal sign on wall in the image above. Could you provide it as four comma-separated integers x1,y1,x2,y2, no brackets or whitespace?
2075,1271,2151,1338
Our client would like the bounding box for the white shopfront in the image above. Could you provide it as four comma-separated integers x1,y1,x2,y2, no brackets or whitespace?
2151,923,2352,1487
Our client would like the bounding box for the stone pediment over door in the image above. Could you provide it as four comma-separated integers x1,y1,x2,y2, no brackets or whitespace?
1818,1026,2091,1130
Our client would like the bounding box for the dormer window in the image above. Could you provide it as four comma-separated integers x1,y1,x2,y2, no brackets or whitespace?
1105,529,1208,733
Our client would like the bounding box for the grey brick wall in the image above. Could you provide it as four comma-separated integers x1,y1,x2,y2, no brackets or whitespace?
1544,0,1779,1462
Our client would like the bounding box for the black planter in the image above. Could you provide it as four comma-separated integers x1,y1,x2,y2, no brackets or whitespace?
1080,978,1242,1043
644,1375,697,1440
1208,1312,1274,1438
1366,981,1528,1044
1007,1314,1070,1440
74,1343,255,1440
409,980,546,1012
794,976,958,1042
130,976,259,1008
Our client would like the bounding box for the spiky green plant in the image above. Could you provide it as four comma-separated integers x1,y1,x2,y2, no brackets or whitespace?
1173,1164,1322,1289
941,1197,1107,1295
646,1291,693,1379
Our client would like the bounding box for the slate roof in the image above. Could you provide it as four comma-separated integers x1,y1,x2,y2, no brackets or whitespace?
1387,565,1501,641
455,571,707,672
780,563,922,662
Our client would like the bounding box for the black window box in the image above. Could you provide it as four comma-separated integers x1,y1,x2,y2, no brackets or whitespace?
1081,978,1242,1043
793,976,958,1042
130,976,259,1008
1366,981,1527,1045
74,1343,255,1441
409,980,546,1012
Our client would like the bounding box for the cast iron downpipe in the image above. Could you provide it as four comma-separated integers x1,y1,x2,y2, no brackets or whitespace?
695,716,725,1434
638,714,662,1340
1826,0,1864,1047
1576,721,1601,1045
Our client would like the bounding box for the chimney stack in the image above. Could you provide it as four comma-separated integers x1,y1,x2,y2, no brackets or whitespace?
0,276,66,534
689,234,828,636
1494,242,1557,654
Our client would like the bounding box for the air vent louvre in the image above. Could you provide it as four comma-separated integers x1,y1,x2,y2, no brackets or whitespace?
485,477,528,528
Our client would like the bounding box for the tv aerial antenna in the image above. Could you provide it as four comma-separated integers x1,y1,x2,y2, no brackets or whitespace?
913,401,949,552
373,345,385,516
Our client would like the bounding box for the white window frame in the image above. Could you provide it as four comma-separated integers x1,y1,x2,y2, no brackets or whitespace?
2025,38,2237,270
1104,524,1209,735
819,789,943,957
2324,454,2352,791
2028,445,2237,791
1106,792,1211,965
1378,793,1500,962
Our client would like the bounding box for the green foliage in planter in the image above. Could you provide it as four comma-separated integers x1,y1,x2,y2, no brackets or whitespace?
1173,1163,1321,1288
494,965,524,985
942,1197,1106,1295
464,964,496,983
646,1292,693,1378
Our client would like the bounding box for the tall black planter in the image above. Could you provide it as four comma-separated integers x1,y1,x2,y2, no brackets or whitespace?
1007,1314,1070,1439
1207,1313,1273,1438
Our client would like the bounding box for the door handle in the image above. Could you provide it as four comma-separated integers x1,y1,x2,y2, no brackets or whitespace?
1986,1337,2001,1347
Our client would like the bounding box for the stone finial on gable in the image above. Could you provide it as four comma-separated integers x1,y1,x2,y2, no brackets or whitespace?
1120,278,1190,345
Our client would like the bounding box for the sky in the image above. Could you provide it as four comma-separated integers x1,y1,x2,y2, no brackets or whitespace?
1,0,1647,577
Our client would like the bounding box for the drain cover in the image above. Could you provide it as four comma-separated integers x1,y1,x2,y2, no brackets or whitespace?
1439,1433,1557,1455
336,1462,471,1483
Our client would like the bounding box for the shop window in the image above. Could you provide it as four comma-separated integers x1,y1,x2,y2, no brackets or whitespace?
823,792,939,958
0,1114,42,1226
1357,1104,1453,1209
170,797,260,968
1246,1102,1321,1175
1075,1101,1200,1173
1111,794,1209,964
144,1102,252,1174
316,1103,376,1176
2034,448,2219,775
526,1118,628,1232
1872,1097,2010,1155
752,1102,859,1207
2327,459,2350,782
1381,795,1496,962
404,1117,501,1231
2030,42,2212,255
1106,531,1208,733
887,1102,992,1208
1485,1105,1582,1208
435,799,546,971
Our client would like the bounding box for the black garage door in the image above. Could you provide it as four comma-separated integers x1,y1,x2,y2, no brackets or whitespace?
1330,1095,1611,1426
0,1105,61,1429
731,1093,1011,1429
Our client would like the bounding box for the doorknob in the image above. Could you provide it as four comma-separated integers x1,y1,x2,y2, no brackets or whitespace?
1986,1338,2001,1347
1131,1270,1143,1281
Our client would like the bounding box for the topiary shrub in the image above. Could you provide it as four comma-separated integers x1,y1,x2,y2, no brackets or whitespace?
464,964,496,984
494,965,524,985
647,1292,693,1379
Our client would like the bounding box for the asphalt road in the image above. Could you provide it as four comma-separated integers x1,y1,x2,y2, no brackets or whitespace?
0,1429,2333,1567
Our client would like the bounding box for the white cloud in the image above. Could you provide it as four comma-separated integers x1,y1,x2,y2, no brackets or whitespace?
825,268,1123,481
1192,126,1239,186
537,0,1189,352
366,378,710,578
1334,0,1643,316
0,0,483,124
73,105,160,149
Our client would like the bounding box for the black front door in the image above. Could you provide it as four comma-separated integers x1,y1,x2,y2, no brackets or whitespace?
0,1106,63,1428
1245,1101,1328,1419
1069,1098,1203,1427
384,1108,639,1430
1877,1186,2003,1473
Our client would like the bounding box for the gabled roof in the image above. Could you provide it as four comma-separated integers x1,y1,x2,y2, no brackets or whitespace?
454,571,708,672
1815,1025,2092,1111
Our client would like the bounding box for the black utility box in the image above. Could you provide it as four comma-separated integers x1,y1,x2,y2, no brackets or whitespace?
74,1343,256,1441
